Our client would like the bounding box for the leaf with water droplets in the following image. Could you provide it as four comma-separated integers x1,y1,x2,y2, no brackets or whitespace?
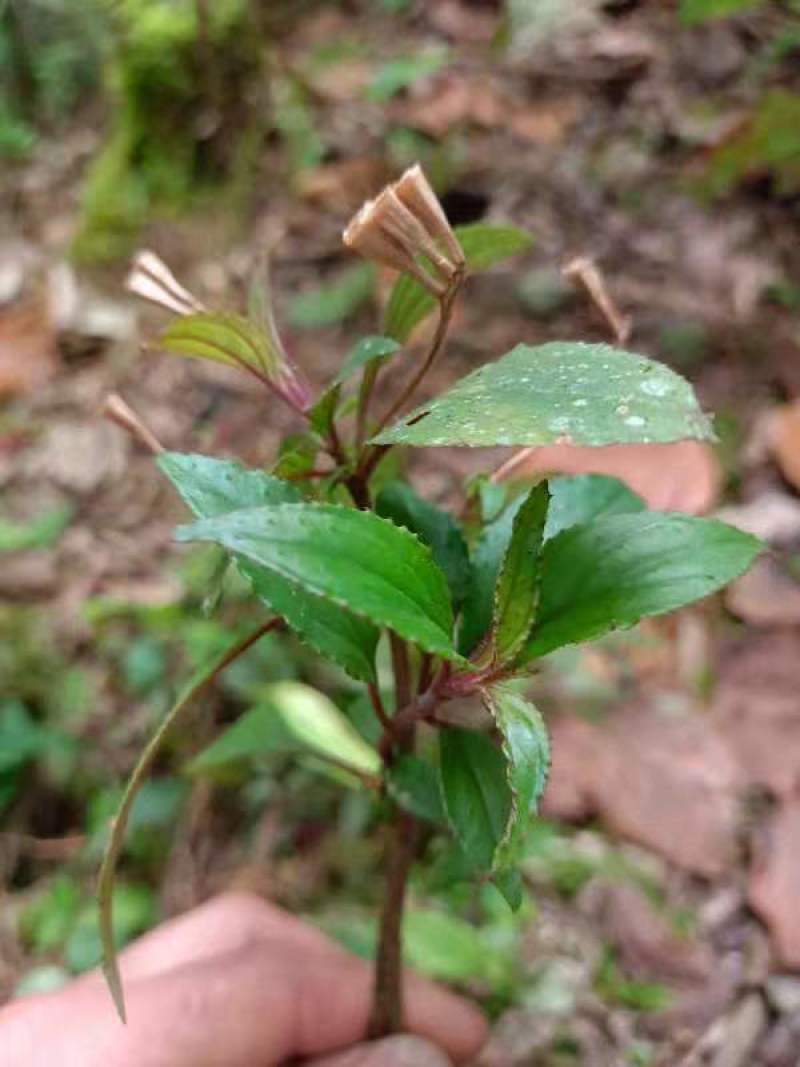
373,342,715,448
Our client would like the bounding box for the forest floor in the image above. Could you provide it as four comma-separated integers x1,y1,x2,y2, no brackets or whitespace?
2,2,800,1064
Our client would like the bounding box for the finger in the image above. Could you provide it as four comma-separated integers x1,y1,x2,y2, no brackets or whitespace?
22,939,486,1067
308,1035,453,1067
77,892,345,988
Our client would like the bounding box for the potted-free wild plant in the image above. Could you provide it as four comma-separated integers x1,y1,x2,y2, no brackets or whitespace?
99,165,760,1035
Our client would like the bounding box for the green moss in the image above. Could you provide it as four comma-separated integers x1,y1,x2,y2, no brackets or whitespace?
73,0,262,262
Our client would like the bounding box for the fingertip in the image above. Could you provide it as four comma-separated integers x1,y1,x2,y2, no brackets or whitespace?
405,979,488,1063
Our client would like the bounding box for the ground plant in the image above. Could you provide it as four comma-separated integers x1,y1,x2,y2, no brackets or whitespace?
98,165,761,1036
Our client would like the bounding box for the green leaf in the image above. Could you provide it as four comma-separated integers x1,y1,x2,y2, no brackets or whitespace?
160,312,281,379
374,342,715,448
367,49,448,102
177,503,460,662
492,868,523,911
261,682,380,777
384,222,534,342
0,504,72,553
288,263,375,329
387,754,446,824
403,910,487,983
483,684,550,868
679,0,764,25
459,497,525,656
334,335,401,385
187,701,295,774
159,453,379,682
545,474,645,541
439,727,511,872
492,483,549,664
376,481,471,606
308,383,341,437
525,513,762,659
158,452,301,515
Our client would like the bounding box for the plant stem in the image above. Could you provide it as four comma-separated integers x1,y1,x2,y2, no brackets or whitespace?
98,616,282,1021
357,271,463,485
390,633,412,712
369,805,418,1038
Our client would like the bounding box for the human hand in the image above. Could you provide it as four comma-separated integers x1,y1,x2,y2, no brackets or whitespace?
0,892,487,1067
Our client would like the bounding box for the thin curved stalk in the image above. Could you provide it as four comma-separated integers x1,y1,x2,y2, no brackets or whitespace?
97,616,282,1022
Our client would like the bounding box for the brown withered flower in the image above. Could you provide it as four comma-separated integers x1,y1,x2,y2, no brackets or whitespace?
343,164,464,297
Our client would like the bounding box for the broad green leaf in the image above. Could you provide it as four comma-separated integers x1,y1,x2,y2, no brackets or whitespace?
334,335,401,385
374,342,715,448
376,482,471,606
524,513,762,659
384,223,534,342
545,474,645,541
439,727,511,872
387,754,446,824
187,701,295,774
159,453,378,681
288,264,374,328
492,483,549,664
177,504,460,662
483,685,550,868
158,453,301,515
262,682,380,777
403,910,489,983
160,312,281,378
680,0,764,25
459,497,525,656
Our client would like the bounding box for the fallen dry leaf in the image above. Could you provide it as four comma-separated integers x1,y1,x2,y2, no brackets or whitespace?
504,440,721,514
717,489,800,546
398,74,581,145
0,296,59,398
712,633,800,798
725,557,800,627
298,158,389,214
770,401,800,492
543,708,741,876
589,882,713,986
749,797,800,968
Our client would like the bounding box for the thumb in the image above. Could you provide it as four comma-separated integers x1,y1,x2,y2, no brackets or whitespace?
307,1034,453,1067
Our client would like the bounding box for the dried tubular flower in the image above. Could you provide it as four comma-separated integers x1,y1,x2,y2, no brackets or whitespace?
126,251,205,316
343,164,465,297
393,164,464,269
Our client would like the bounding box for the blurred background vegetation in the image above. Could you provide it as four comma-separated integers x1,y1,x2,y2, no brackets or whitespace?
2,2,800,1063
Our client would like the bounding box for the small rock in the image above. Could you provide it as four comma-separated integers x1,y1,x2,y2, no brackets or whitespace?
710,994,766,1067
749,798,800,967
766,976,800,1016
